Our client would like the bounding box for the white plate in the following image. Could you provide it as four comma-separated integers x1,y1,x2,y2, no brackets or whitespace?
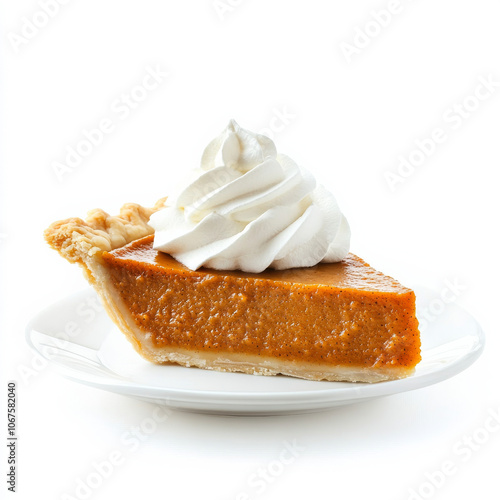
26,287,484,415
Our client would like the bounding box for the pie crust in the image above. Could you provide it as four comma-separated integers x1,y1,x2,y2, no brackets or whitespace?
45,201,421,383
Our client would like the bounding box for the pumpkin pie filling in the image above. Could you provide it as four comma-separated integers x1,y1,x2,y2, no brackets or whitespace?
101,235,420,377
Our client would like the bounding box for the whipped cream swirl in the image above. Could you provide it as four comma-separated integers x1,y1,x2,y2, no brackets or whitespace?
149,120,350,273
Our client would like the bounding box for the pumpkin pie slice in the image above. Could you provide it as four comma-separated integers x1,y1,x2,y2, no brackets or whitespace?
45,201,420,383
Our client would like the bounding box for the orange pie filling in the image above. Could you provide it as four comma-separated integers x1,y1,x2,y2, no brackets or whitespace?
101,235,421,379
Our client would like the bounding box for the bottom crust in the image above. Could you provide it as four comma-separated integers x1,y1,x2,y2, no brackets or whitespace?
138,346,414,383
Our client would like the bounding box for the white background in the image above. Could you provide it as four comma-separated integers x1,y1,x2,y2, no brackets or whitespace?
1,1,499,499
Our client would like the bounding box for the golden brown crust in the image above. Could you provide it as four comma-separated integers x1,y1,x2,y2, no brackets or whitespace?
44,197,419,383
44,198,166,265
134,343,415,382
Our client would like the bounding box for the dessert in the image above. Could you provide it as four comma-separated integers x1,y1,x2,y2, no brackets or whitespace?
45,120,420,382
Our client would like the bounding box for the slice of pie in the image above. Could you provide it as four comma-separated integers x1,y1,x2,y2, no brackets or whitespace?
45,201,421,383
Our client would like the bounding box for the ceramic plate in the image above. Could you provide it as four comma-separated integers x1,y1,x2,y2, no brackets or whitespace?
26,287,484,415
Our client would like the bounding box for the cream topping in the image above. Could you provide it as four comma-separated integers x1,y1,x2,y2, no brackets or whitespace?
149,120,350,273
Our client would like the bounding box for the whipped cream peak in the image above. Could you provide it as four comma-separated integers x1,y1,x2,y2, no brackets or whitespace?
149,120,350,273
201,119,276,173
